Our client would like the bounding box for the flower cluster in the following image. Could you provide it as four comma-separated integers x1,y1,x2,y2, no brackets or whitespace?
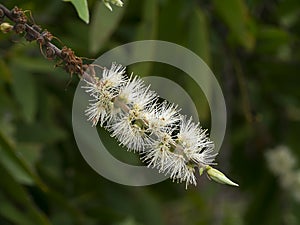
82,63,238,188
265,145,300,202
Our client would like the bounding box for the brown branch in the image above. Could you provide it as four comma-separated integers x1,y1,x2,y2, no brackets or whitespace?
0,4,90,79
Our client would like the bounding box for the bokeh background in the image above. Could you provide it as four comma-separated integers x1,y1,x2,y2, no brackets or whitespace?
1,0,300,224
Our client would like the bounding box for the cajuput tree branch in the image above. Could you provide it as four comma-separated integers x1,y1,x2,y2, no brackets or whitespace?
0,4,238,188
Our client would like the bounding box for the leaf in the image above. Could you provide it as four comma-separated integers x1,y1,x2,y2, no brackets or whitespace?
256,26,290,55
10,65,37,123
0,145,34,185
12,56,59,74
89,1,126,54
0,130,47,190
0,164,51,225
129,0,158,77
64,0,89,24
188,7,211,65
213,0,255,51
185,6,211,122
16,122,67,144
0,142,42,186
135,0,158,40
0,59,12,83
0,193,36,225
158,0,185,43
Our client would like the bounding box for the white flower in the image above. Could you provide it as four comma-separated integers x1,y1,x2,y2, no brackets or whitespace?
142,130,198,188
164,153,197,187
143,131,176,170
110,109,153,152
84,91,113,126
265,145,300,202
101,63,127,91
177,116,204,149
117,75,157,111
146,101,181,135
176,164,197,188
176,116,216,166
82,63,127,126
265,145,297,176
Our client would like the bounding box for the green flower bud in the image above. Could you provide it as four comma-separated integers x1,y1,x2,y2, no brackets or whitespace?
0,22,13,33
199,167,205,176
205,166,239,186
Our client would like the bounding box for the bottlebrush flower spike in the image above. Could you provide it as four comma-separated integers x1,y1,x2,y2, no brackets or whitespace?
82,62,238,188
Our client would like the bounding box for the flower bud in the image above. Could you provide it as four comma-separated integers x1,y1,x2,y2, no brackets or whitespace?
205,166,239,186
0,22,13,33
103,0,123,11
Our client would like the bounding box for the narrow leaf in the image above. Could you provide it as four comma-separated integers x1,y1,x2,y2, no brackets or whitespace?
64,0,90,24
89,1,125,54
188,7,211,65
130,0,158,77
11,65,37,123
187,6,211,122
0,130,47,190
213,0,255,51
0,164,51,225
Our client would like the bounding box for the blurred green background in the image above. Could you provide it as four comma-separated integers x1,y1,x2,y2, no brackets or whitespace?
1,0,300,224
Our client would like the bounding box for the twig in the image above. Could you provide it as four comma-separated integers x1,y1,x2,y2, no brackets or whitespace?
0,4,90,79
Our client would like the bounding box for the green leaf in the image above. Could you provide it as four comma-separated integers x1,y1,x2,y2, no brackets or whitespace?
0,130,47,190
0,145,34,185
89,1,126,54
256,26,291,55
0,142,42,185
0,164,51,225
16,122,67,144
129,0,158,77
184,6,211,122
135,0,158,40
11,65,37,123
158,0,185,43
0,59,12,82
12,56,60,74
64,0,90,24
188,7,211,65
213,0,255,51
0,193,36,225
